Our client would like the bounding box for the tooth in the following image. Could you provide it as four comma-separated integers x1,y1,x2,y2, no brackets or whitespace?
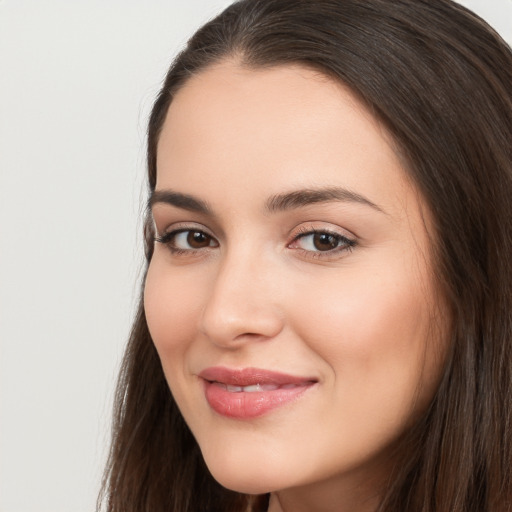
243,384,262,393
243,384,280,392
221,383,286,393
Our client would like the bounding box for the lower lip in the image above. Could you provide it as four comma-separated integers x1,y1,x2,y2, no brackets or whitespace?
203,381,315,419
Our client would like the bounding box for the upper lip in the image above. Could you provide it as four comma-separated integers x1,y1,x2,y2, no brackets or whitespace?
199,366,317,386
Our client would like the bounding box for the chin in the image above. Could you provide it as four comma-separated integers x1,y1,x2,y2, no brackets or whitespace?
217,477,273,495
202,452,288,495
208,468,276,495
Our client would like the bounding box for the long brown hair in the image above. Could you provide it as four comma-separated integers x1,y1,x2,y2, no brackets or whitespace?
99,1,512,510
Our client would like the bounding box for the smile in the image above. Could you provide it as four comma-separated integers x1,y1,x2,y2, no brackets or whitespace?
199,367,317,419
214,382,303,392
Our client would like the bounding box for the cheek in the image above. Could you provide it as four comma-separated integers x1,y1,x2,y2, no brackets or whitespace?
295,266,426,350
144,258,204,362
291,257,444,415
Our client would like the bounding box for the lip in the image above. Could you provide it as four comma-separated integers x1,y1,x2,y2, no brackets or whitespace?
199,366,317,419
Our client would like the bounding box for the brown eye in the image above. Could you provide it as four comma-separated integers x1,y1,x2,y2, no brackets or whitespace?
289,230,355,256
187,230,213,248
312,233,340,251
155,229,218,252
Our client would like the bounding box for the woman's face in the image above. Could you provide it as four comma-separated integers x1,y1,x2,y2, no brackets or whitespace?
145,62,447,505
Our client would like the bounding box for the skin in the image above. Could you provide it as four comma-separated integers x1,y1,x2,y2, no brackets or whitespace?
144,61,448,512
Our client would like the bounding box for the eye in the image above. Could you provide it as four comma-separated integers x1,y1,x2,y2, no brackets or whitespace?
155,229,218,252
289,229,355,256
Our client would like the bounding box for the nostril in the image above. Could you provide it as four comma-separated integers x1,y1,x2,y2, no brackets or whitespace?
199,295,284,347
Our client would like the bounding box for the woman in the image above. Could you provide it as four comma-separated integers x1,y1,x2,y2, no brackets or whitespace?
99,1,512,511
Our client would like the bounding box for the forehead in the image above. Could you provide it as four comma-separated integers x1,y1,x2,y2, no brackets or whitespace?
156,61,417,219
159,62,386,160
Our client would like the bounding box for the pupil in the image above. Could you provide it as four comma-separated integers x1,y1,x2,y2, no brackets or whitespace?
187,231,209,248
314,233,338,251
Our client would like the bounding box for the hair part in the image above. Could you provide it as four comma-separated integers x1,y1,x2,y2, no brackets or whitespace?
100,1,512,511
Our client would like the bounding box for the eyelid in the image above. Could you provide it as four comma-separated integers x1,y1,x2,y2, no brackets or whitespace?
287,223,357,258
290,222,356,242
155,229,217,245
154,222,219,255
155,221,215,239
154,220,356,260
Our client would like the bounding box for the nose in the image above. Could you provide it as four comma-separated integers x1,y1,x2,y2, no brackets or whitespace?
199,251,284,348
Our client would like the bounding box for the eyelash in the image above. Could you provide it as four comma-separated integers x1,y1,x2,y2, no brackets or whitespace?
290,226,356,258
154,229,218,255
154,226,356,259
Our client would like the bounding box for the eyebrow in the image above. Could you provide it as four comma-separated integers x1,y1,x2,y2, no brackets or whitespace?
148,190,212,214
265,187,385,214
148,186,384,215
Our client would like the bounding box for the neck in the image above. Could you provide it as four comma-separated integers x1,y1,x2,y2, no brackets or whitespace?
266,466,385,512
268,490,379,512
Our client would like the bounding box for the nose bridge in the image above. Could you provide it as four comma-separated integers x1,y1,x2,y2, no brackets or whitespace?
199,243,284,347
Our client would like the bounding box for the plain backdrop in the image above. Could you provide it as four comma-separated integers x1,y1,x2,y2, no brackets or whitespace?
0,1,510,511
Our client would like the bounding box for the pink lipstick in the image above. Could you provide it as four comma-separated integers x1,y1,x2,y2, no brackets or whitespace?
199,367,317,419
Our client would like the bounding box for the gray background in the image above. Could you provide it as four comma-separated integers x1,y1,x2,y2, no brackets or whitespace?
1,1,510,511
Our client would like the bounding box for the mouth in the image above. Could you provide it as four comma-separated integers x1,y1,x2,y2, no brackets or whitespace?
199,366,317,419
